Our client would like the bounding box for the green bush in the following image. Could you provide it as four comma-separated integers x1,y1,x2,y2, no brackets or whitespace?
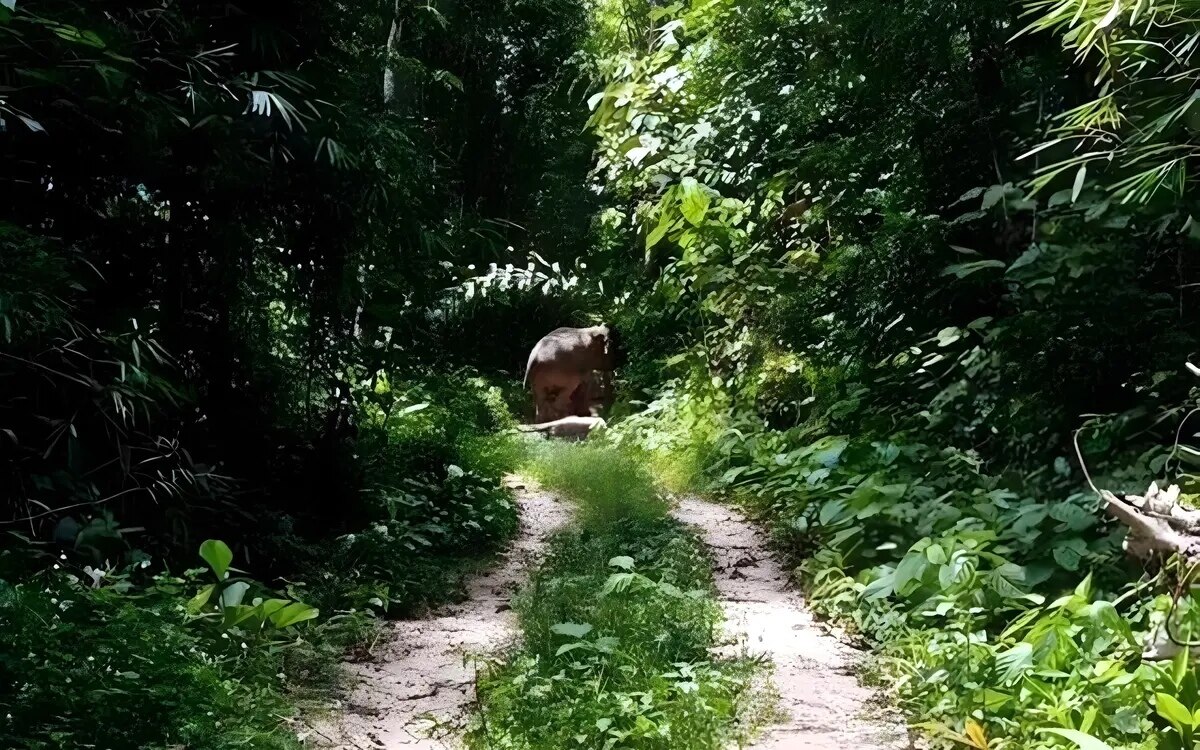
310,467,519,615
610,387,1200,749
0,544,368,750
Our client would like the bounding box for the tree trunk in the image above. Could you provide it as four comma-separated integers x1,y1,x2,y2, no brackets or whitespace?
383,1,402,105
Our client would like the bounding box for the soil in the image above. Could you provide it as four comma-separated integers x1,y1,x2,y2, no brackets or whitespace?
313,482,912,749
311,477,570,749
673,496,913,750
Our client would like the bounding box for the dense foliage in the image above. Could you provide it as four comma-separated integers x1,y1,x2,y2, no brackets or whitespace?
0,0,595,746
8,0,1200,747
584,0,1200,747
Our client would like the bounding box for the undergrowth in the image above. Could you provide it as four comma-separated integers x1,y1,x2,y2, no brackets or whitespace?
611,390,1196,750
1,374,522,749
468,441,765,750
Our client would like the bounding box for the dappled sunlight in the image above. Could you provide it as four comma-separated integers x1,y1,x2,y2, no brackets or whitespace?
5,0,1200,747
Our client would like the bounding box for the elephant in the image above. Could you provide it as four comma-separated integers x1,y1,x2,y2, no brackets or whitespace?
523,325,624,423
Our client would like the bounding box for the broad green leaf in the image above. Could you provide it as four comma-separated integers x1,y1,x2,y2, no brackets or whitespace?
1156,692,1194,730
594,636,619,653
186,583,216,614
1038,728,1114,750
600,572,643,595
270,602,320,629
1173,646,1191,686
1074,572,1094,599
818,499,849,526
646,211,673,251
941,260,1006,278
892,550,928,596
986,568,1027,599
1050,502,1096,531
51,24,107,48
981,184,1007,210
199,539,233,580
608,556,635,570
1071,164,1087,202
1007,246,1042,272
980,688,1012,709
555,642,588,656
1048,188,1073,207
255,599,290,621
222,604,259,627
995,642,1034,683
1052,537,1088,571
862,571,895,601
678,177,710,226
220,581,250,608
550,622,593,638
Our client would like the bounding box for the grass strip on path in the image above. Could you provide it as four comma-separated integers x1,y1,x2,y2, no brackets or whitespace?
466,441,764,750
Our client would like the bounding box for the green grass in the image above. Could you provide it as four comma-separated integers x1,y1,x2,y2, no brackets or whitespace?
522,440,667,525
467,441,765,750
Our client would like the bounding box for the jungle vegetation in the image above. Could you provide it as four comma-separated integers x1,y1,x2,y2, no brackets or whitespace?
4,0,1200,748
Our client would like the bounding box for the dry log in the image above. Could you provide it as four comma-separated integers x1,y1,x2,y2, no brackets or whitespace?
515,416,607,441
1099,482,1200,660
1101,482,1200,563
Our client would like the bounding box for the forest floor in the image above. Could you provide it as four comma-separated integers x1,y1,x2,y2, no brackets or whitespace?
315,479,908,750
673,496,910,749
313,476,572,749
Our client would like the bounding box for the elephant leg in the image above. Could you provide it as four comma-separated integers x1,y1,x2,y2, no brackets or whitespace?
533,369,582,423
575,370,611,417
550,383,576,421
534,383,560,423
568,378,591,418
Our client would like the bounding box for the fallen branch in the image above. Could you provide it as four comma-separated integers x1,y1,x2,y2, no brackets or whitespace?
1101,483,1200,563
514,416,607,441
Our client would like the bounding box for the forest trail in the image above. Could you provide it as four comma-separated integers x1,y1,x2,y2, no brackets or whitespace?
672,497,911,750
314,477,571,749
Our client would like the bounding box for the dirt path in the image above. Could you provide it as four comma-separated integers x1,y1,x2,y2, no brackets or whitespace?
673,496,912,750
315,478,570,749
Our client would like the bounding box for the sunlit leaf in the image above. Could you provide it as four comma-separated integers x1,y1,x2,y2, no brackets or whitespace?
1038,728,1114,750
550,622,593,638
199,539,233,580
270,602,319,629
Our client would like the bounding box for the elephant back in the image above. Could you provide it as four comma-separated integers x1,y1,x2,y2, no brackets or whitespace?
523,327,604,386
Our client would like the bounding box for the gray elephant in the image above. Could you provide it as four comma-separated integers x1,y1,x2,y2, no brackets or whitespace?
523,325,624,422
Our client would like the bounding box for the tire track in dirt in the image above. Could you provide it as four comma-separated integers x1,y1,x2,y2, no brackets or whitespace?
673,496,913,750
314,477,570,749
